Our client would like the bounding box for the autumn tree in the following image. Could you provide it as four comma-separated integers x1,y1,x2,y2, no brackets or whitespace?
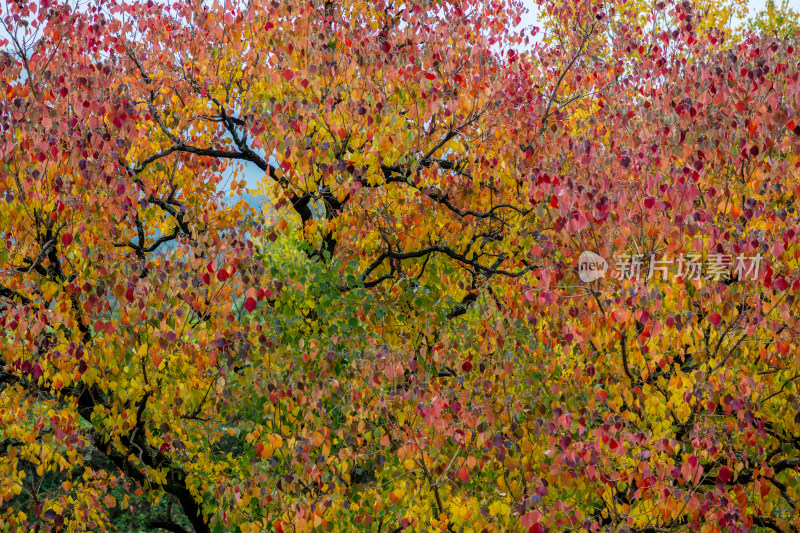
749,0,800,39
1,0,800,532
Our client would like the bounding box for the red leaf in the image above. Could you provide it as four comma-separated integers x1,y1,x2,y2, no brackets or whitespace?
461,360,473,372
457,466,469,483
708,313,722,327
125,288,134,302
244,297,257,312
717,465,731,485
217,269,230,281
31,364,43,379
282,69,295,81
62,233,73,246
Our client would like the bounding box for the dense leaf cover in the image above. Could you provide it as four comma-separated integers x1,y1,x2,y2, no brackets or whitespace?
1,0,799,532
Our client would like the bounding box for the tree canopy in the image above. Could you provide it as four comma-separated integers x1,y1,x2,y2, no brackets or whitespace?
1,0,800,532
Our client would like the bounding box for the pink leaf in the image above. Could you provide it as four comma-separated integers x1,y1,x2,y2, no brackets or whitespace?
524,289,535,302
